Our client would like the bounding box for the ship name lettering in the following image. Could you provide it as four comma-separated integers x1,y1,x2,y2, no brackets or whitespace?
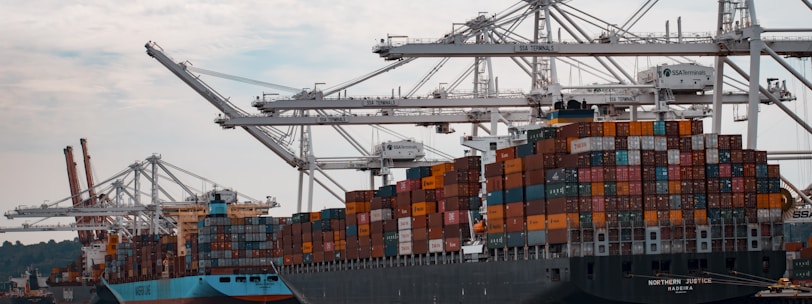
685,278,712,284
668,285,693,292
135,285,151,296
648,279,682,286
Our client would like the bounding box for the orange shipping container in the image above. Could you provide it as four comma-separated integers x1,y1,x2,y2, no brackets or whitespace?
678,120,692,136
603,122,617,136
629,121,642,136
358,224,371,237
769,193,783,209
346,201,370,214
412,202,437,216
431,163,454,177
669,210,683,225
488,217,505,233
302,242,313,254
592,182,605,196
640,121,654,136
567,213,580,228
422,176,440,190
504,158,525,175
694,209,708,225
310,212,322,222
547,213,567,230
526,214,546,231
757,194,770,209
644,210,658,226
668,181,681,194
616,182,630,196
592,212,606,227
487,205,506,219
486,176,504,191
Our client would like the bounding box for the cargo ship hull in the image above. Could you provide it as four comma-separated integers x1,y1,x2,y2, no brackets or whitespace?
101,274,297,304
281,250,786,304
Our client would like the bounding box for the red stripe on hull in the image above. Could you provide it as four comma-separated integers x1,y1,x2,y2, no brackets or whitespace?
121,295,296,304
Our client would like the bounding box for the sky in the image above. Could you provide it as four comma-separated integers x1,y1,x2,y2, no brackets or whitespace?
1,0,811,244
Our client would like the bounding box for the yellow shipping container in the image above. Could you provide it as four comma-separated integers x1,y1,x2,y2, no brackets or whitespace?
422,176,442,190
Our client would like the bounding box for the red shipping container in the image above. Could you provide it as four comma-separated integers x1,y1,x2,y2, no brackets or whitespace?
484,162,505,178
428,213,444,228
445,238,461,252
357,213,370,225
578,168,592,183
412,215,428,228
592,196,605,212
506,216,525,233
525,169,546,186
396,206,411,218
680,152,693,166
615,166,629,182
506,202,526,218
443,210,468,226
590,167,604,182
496,146,517,162
428,227,443,239
526,199,546,216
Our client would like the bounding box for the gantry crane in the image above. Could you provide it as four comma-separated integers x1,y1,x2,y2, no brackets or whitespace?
146,0,812,211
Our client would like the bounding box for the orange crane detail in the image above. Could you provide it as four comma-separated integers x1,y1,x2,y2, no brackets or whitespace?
79,138,107,241
64,145,92,245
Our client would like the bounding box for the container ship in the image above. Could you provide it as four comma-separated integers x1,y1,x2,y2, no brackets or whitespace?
90,190,299,304
272,119,787,304
0,269,55,304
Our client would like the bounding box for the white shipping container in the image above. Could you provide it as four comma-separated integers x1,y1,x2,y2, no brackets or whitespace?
370,209,393,222
628,136,642,150
654,137,668,152
691,134,705,150
641,136,655,150
570,138,593,154
757,209,771,222
398,229,413,243
429,239,445,253
706,149,719,164
603,137,616,151
770,209,783,222
398,217,412,230
628,150,642,165
667,150,681,165
570,137,603,154
399,242,413,255
705,134,719,149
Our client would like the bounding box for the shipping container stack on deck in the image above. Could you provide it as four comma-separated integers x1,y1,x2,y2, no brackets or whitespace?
784,238,812,287
483,120,784,258
280,156,482,267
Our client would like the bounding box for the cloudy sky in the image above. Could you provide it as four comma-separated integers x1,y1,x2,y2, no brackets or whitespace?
1,0,810,244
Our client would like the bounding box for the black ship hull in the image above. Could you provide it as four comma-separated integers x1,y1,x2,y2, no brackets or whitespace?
280,250,786,304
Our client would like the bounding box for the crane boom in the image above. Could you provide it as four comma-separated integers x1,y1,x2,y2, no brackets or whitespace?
64,146,92,245
144,42,305,168
79,138,108,241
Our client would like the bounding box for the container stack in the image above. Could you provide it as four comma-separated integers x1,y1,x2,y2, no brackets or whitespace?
280,156,481,266
482,120,783,255
786,238,812,287
196,216,284,275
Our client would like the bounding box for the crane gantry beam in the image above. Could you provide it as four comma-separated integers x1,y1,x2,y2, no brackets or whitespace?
373,40,812,60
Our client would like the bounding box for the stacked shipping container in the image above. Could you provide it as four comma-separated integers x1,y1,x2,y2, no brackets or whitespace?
484,120,783,256
280,156,482,266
